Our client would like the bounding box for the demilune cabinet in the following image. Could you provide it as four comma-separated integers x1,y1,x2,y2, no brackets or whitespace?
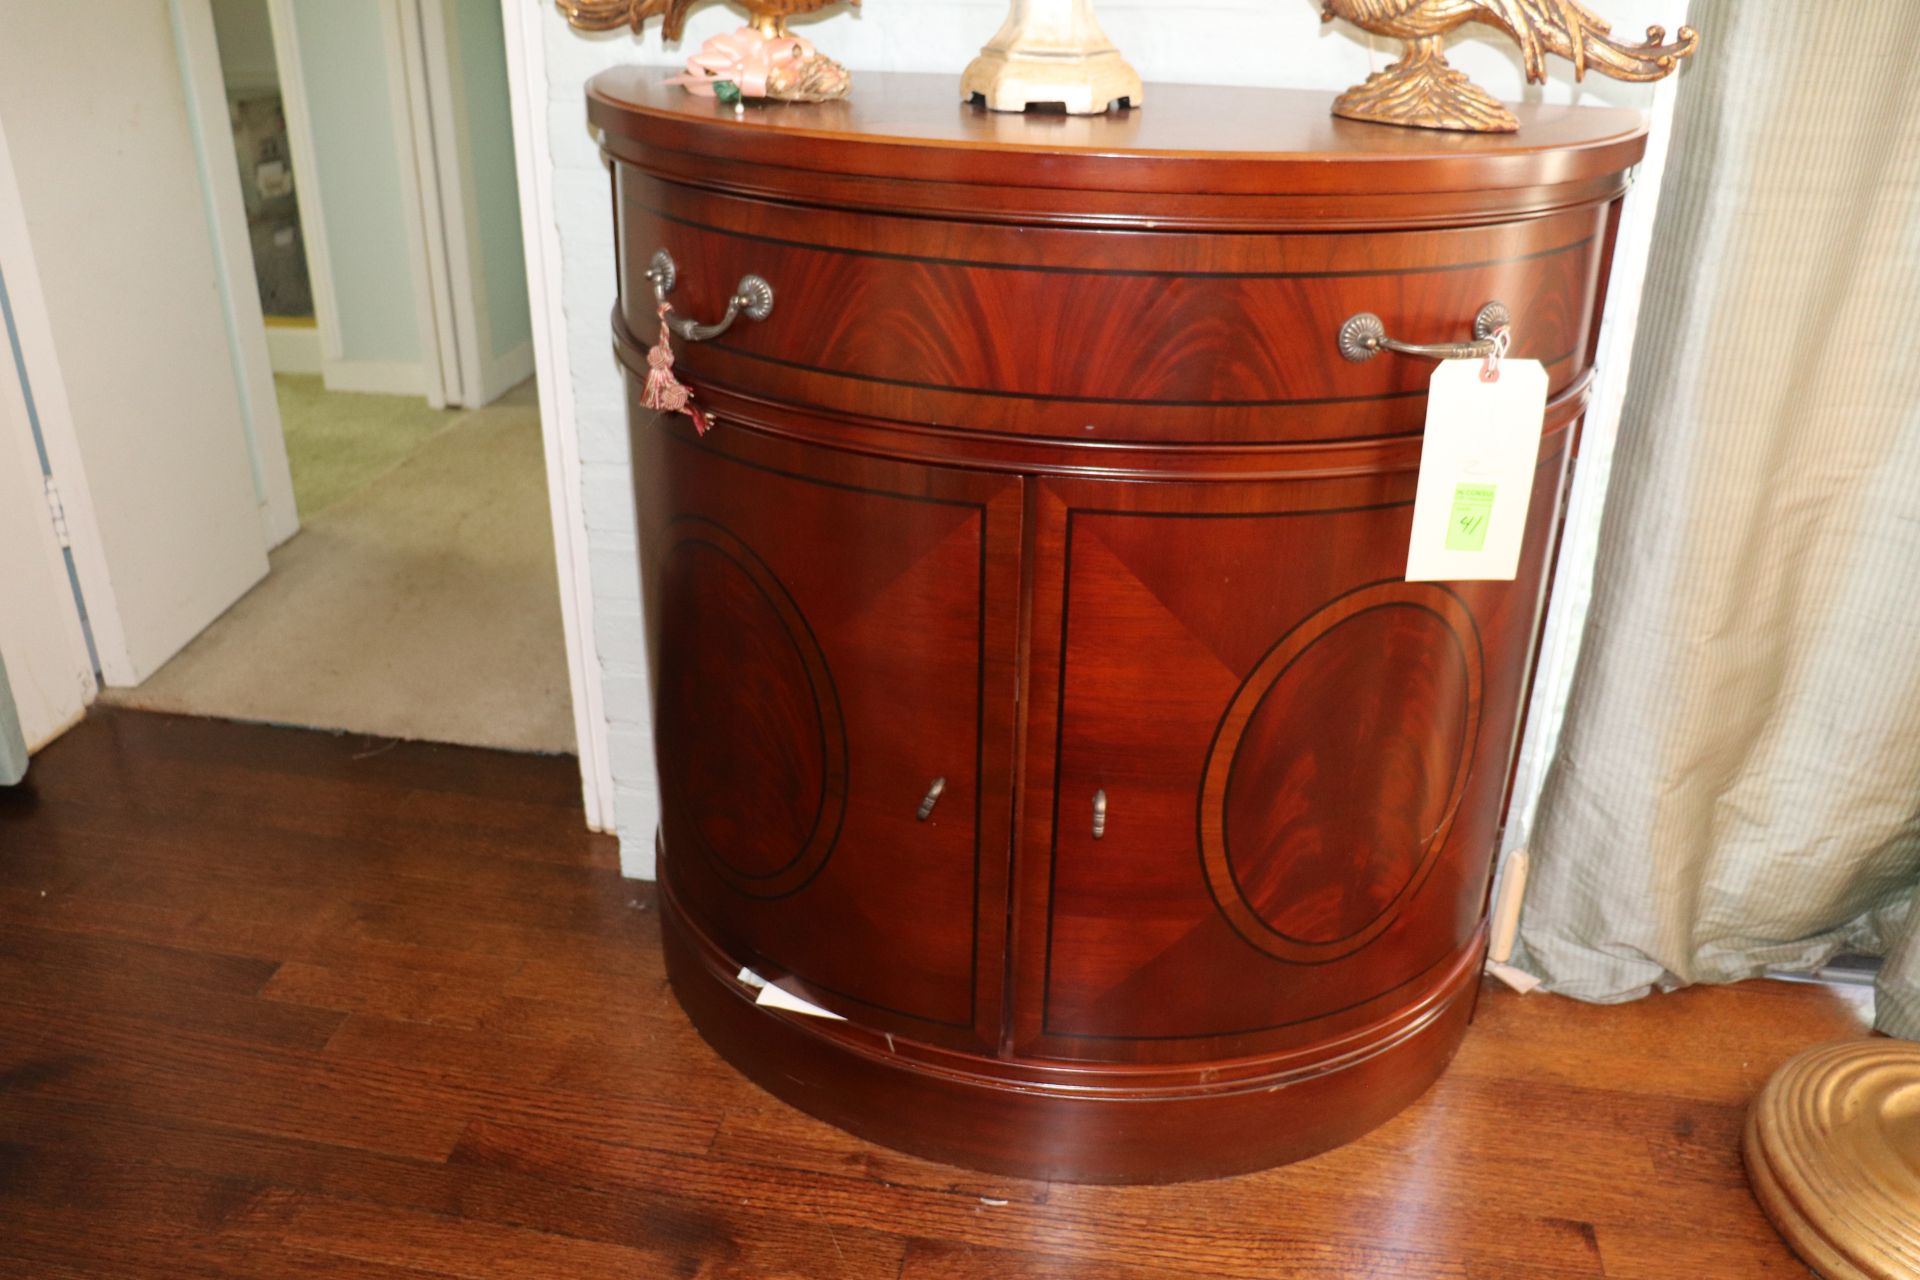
592,71,1644,1183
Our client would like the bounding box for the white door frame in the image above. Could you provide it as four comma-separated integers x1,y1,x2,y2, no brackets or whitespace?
399,0,538,409
263,0,344,383
499,0,615,832
382,0,456,409
405,0,481,409
171,0,301,548
267,0,447,403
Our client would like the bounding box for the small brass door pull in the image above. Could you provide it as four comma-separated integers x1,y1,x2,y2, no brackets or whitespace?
917,778,946,821
646,249,774,342
1339,302,1510,363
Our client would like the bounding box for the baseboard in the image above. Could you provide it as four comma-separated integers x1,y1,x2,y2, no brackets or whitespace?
476,341,535,407
264,322,322,375
322,359,427,397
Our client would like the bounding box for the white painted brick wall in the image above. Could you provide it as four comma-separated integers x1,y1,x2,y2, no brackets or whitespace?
538,0,1680,878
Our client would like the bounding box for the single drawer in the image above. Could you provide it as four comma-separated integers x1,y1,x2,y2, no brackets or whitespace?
617,172,1612,446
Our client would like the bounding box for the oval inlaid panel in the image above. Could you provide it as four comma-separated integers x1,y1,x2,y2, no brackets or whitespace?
657,519,846,899
1199,582,1483,964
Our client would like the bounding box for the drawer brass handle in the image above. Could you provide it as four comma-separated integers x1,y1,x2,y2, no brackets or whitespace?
1338,301,1510,364
917,777,946,821
1092,789,1108,840
646,249,774,342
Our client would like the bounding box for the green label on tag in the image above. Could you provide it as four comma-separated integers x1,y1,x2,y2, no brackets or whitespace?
1445,483,1496,552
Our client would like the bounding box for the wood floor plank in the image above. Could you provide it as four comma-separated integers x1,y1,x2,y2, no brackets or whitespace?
0,1096,892,1280
1452,975,1874,1104
0,709,1859,1280
0,923,346,1053
451,1116,1595,1280
261,959,516,1030
0,919,277,994
246,1187,907,1280
0,1004,475,1161
709,1102,1057,1206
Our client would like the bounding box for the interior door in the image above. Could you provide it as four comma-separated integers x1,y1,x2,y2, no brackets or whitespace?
0,10,272,686
634,412,1023,1053
0,303,92,756
1010,433,1573,1064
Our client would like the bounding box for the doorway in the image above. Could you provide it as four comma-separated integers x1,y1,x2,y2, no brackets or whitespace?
93,0,574,756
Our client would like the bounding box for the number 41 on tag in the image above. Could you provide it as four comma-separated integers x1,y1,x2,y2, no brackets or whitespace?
1405,357,1549,582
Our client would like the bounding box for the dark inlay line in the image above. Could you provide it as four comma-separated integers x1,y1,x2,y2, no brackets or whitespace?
1039,530,1500,1042
1210,596,1478,961
1042,941,1464,1043
695,342,1582,410
614,311,1587,434
770,968,981,1033
659,429,991,1033
635,193,1598,283
1038,509,1077,1039
660,414,982,511
685,367,1586,453
659,527,841,888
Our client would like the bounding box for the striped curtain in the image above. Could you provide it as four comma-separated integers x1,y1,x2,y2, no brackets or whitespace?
1512,0,1920,1039
0,651,25,785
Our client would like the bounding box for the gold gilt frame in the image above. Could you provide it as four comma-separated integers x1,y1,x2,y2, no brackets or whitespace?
1320,1,1697,132
556,0,856,41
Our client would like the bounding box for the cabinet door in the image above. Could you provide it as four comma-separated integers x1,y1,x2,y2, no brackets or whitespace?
1010,432,1572,1063
634,413,1022,1052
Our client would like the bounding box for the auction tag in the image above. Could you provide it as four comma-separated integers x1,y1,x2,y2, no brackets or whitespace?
1405,357,1549,582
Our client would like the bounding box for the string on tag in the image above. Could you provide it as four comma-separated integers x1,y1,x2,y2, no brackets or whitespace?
1480,325,1512,384
641,303,713,435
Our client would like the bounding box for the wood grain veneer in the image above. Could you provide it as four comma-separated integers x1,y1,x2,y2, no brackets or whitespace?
0,708,1878,1276
593,69,1648,1182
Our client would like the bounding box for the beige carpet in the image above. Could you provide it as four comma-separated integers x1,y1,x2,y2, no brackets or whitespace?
105,380,576,755
275,373,465,518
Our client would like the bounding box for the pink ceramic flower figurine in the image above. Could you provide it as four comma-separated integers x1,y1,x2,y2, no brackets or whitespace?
665,25,852,101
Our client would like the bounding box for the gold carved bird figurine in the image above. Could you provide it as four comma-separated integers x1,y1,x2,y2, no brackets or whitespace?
556,0,856,41
1321,0,1698,132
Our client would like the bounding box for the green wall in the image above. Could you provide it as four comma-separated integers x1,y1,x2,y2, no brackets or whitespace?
450,0,530,362
291,0,421,366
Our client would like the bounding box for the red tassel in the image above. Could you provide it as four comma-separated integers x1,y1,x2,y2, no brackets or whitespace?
640,305,712,433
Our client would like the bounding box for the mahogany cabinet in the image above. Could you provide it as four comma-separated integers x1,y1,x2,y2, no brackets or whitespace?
590,72,1645,1183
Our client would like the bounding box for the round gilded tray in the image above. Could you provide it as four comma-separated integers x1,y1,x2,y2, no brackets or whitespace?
1744,1038,1920,1280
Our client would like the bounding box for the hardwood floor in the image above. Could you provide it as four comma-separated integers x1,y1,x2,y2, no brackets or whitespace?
0,709,1860,1278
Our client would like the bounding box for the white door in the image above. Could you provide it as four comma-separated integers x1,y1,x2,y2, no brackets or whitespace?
406,0,536,408
0,3,275,687
0,271,94,753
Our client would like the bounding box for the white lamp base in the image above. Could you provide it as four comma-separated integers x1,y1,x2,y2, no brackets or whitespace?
960,0,1143,115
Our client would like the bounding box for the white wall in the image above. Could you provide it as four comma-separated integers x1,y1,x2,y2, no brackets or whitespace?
531,0,1691,877
280,0,433,393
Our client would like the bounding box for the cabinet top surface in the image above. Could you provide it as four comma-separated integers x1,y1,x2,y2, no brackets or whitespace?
588,68,1647,205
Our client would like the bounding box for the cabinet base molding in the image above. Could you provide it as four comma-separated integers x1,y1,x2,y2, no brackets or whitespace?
662,876,1484,1184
